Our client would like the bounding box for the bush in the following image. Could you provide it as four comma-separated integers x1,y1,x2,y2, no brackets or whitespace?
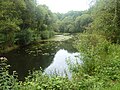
0,57,19,90
41,30,49,39
73,33,120,89
16,29,33,45
49,30,55,38
41,30,55,39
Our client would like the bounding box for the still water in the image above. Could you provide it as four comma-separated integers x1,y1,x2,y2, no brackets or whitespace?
1,40,81,81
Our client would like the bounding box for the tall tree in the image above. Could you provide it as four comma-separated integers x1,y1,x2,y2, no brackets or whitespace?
113,0,120,43
90,0,120,43
0,0,21,48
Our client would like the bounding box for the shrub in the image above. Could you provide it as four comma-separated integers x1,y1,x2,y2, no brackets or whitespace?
41,30,55,39
16,28,33,45
0,57,19,90
73,33,120,89
41,30,50,39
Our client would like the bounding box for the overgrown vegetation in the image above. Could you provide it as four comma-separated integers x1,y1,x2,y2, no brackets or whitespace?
1,0,120,90
1,38,120,90
73,34,120,89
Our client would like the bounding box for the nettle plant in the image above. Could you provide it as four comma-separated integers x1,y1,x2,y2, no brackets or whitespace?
0,57,19,90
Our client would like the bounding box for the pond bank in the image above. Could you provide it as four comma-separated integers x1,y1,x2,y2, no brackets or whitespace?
38,34,73,42
0,34,73,54
0,45,19,54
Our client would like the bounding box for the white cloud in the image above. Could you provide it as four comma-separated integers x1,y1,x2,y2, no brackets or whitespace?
37,0,89,13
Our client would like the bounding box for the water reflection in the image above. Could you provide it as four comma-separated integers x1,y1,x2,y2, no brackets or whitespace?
1,48,54,81
1,40,81,81
44,49,81,78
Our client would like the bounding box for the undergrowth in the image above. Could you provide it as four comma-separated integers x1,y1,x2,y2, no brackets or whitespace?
0,33,120,90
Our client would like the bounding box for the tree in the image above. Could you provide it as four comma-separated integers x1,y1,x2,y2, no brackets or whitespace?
113,0,120,43
0,0,21,48
90,0,120,43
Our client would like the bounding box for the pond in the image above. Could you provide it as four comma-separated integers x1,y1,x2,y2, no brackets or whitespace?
1,35,81,81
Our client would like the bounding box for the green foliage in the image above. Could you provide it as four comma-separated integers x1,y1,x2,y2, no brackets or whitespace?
0,57,19,90
41,30,50,39
0,0,22,48
1,0,120,90
41,30,55,39
16,29,33,45
90,0,120,43
74,34,120,89
103,83,120,90
19,70,72,90
1,33,120,90
56,11,92,33
0,0,55,51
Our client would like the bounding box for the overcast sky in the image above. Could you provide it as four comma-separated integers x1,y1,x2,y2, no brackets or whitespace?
37,0,90,13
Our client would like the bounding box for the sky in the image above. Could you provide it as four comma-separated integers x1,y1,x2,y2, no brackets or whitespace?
37,0,90,13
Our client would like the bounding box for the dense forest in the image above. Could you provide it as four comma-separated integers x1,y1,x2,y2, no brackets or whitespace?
1,0,120,90
0,0,55,49
0,0,92,52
